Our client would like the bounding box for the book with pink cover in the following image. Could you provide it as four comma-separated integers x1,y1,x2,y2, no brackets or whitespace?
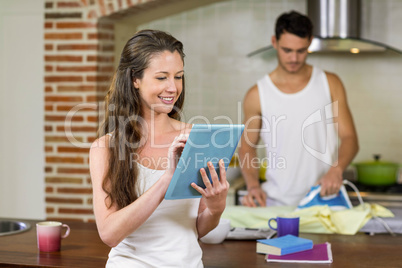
265,243,333,263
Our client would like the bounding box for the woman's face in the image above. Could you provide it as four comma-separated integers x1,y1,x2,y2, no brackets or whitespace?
134,50,184,117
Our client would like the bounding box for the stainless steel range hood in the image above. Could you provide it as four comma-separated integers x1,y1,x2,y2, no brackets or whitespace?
248,0,402,57
307,0,401,54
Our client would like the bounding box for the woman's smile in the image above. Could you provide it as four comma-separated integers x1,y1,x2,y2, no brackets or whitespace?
159,96,175,104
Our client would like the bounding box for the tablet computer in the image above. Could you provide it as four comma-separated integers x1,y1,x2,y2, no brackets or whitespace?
165,124,245,200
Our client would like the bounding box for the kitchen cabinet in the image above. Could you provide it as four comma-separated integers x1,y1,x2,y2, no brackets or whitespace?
1,218,402,267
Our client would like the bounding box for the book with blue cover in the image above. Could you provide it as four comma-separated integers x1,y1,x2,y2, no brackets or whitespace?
256,235,313,256
164,124,245,200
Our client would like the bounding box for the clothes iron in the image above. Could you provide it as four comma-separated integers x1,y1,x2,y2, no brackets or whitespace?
297,182,353,211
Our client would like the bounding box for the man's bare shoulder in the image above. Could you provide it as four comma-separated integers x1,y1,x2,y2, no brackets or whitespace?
324,70,343,85
243,84,261,115
244,84,260,102
324,70,347,101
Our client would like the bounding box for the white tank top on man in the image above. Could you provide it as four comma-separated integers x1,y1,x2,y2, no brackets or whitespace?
257,67,338,206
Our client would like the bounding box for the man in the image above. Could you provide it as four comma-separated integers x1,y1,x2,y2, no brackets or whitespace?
239,11,359,207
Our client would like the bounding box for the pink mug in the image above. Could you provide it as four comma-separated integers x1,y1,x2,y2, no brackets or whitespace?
36,221,70,252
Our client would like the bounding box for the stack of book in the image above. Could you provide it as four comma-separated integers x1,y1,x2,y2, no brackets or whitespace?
256,235,333,263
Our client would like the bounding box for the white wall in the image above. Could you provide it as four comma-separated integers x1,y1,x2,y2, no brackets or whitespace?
133,0,402,164
0,0,45,219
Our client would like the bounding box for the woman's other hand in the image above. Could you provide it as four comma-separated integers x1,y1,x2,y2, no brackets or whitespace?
191,159,229,215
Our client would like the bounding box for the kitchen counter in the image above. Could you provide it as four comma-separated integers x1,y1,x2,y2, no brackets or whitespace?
1,219,402,267
0,220,109,267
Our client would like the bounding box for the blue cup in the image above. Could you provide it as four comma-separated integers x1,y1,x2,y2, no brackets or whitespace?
268,215,299,237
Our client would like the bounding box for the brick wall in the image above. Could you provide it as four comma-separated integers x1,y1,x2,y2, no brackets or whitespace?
43,0,173,222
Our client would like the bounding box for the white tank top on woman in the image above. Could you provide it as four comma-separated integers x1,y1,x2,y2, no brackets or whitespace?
257,67,337,206
106,164,203,268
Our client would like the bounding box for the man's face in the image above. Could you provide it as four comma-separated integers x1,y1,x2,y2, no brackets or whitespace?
272,31,311,74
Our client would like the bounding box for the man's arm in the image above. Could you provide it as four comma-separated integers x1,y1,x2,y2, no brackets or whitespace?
239,85,267,207
319,72,359,196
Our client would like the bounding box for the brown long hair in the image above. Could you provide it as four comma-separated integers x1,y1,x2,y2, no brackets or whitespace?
98,29,186,209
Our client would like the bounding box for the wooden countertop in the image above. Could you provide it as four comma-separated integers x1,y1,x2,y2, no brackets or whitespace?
1,219,401,267
0,220,109,267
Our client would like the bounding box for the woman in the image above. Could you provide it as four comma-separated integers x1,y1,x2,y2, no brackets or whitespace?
89,29,229,267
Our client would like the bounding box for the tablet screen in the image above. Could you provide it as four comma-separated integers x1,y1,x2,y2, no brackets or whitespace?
165,124,245,200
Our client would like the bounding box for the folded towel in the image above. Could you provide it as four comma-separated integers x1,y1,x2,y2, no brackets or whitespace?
222,203,394,235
